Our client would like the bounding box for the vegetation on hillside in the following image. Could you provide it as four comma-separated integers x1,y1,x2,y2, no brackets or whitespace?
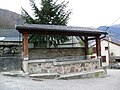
0,9,23,29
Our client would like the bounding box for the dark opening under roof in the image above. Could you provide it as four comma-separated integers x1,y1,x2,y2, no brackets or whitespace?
16,24,107,36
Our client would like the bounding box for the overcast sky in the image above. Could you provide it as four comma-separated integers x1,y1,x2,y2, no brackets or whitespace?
1,0,120,27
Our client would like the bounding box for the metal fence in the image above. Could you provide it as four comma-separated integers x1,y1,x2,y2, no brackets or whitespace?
0,54,23,72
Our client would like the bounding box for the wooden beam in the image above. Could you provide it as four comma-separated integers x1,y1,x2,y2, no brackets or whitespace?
79,36,85,43
23,32,29,60
88,37,95,40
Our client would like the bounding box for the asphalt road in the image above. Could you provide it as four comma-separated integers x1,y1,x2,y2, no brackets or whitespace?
0,69,120,90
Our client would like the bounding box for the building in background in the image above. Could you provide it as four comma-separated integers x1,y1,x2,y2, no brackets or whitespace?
92,38,120,66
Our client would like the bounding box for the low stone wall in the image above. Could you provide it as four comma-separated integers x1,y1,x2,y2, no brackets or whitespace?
29,47,85,59
28,59,99,74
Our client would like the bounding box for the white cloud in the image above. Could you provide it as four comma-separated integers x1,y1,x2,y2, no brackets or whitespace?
68,0,120,27
0,0,120,27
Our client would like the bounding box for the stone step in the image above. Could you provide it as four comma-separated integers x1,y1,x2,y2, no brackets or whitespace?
29,73,60,79
58,69,106,80
1,71,27,77
29,69,106,79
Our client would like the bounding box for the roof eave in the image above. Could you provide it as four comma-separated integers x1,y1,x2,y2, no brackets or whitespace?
16,24,107,36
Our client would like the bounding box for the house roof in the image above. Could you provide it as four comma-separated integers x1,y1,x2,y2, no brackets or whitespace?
103,38,120,46
16,24,107,36
91,37,120,47
0,28,22,41
0,28,20,37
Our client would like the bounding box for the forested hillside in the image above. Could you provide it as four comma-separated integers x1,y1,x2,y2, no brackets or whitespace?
0,9,23,28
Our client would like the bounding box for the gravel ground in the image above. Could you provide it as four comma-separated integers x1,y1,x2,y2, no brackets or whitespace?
0,69,120,90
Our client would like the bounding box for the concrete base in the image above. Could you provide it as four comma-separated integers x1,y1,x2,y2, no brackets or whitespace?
22,61,28,73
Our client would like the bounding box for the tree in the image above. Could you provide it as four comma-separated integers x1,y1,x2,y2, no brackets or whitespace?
21,0,71,47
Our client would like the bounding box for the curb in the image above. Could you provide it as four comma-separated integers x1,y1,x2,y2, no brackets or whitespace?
1,71,29,77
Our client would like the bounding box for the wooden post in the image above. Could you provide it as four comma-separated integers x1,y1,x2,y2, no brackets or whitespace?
84,36,88,59
23,32,29,60
22,31,29,72
96,35,102,66
96,35,101,57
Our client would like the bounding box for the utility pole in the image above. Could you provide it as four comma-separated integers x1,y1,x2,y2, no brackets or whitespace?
107,36,110,66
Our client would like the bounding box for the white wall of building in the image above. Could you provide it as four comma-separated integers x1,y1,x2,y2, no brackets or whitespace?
101,39,120,66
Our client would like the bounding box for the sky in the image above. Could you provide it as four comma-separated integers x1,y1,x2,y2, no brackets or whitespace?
1,0,120,27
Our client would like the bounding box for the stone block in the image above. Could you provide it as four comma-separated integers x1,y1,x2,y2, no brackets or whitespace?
29,73,60,79
58,69,106,79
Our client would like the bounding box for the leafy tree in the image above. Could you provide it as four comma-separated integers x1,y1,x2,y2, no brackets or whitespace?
21,0,71,47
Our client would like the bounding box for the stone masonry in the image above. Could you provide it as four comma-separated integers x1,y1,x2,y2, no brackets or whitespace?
28,59,99,74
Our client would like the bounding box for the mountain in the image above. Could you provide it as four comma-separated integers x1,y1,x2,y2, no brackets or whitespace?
97,25,120,44
0,9,23,28
98,25,120,39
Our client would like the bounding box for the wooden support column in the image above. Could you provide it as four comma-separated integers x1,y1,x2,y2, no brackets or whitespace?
84,36,88,59
22,31,29,72
96,35,102,66
96,35,101,57
23,31,29,60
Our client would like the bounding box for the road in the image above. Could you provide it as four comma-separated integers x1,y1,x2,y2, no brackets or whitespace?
0,69,120,90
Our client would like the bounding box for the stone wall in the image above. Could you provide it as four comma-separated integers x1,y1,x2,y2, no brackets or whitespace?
0,55,22,72
29,47,85,59
0,42,22,72
0,42,22,55
28,59,99,74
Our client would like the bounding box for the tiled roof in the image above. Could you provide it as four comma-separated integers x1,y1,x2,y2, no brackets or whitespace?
0,29,21,37
103,37,120,46
0,28,22,41
16,24,107,36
